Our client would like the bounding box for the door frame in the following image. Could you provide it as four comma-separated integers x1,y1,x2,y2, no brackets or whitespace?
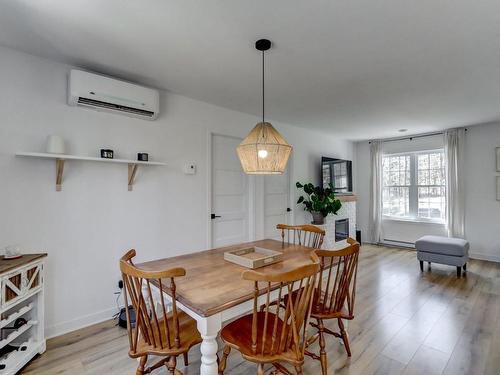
258,155,295,239
206,130,256,248
287,154,296,226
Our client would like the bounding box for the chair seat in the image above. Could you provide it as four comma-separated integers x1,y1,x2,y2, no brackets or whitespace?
221,312,297,363
132,310,202,357
311,302,351,319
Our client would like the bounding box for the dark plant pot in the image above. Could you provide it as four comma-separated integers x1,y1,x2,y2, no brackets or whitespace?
311,211,325,225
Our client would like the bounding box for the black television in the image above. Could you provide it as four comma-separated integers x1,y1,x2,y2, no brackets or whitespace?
321,157,353,194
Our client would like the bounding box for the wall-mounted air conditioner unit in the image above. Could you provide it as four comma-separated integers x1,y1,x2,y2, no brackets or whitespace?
68,70,160,120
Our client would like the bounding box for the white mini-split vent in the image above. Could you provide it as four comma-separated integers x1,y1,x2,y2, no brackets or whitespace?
77,97,155,118
68,70,160,120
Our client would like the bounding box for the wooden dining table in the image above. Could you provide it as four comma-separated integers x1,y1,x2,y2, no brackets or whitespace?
138,239,318,375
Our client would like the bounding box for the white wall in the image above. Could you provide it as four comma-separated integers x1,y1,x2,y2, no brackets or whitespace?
0,46,353,337
355,123,500,262
353,141,371,241
464,122,500,262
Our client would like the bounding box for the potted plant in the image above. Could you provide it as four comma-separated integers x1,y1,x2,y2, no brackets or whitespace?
296,181,342,225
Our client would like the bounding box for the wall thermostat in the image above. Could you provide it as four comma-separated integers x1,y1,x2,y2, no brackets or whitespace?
184,163,196,175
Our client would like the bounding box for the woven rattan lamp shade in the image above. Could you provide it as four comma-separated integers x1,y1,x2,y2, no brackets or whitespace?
237,122,292,174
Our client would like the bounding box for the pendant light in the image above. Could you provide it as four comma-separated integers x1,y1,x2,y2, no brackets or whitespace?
237,39,292,174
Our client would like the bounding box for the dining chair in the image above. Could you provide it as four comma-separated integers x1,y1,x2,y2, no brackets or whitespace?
276,224,325,249
265,225,325,315
119,249,202,375
218,255,320,375
305,238,360,375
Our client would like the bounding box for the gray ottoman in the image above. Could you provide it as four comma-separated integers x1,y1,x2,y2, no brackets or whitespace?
415,235,469,277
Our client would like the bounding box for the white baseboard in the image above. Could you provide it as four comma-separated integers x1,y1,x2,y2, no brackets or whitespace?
469,252,500,263
46,306,117,339
361,240,415,249
381,239,415,248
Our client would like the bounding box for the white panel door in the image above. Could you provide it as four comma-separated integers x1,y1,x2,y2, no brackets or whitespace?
211,134,249,247
263,167,291,240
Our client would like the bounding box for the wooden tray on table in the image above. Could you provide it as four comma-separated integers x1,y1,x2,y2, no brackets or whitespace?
224,246,284,269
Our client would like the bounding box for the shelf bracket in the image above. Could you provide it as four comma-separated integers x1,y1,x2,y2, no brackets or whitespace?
56,159,65,191
128,163,138,191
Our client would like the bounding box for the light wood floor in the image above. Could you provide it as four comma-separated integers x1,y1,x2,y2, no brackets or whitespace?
23,245,500,375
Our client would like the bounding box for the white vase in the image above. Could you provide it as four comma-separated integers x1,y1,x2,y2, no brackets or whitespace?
46,135,66,154
311,211,325,225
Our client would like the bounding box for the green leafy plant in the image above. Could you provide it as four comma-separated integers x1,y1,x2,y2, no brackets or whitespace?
296,181,342,218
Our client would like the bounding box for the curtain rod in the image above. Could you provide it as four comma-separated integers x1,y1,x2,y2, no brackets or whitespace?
368,128,467,144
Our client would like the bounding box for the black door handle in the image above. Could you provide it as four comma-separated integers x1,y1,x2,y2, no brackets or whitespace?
211,214,221,219
286,208,292,212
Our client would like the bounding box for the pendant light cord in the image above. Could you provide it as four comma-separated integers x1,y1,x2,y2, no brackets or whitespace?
262,50,265,124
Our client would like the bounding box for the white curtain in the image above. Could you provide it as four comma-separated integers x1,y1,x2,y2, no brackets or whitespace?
444,128,466,238
369,141,383,243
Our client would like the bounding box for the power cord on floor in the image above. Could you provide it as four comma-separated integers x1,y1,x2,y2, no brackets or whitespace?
112,289,122,323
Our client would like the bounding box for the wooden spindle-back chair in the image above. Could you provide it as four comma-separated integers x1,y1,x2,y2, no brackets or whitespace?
119,249,202,375
277,224,325,249
219,255,320,375
305,238,360,375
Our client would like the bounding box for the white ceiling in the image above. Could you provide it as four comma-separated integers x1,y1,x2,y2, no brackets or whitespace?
2,0,500,140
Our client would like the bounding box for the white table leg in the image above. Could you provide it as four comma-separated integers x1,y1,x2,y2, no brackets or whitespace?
197,313,222,375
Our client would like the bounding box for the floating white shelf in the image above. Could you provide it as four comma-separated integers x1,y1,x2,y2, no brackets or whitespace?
15,152,166,165
16,152,167,191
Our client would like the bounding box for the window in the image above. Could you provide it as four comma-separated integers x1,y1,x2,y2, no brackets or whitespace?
382,155,410,218
417,153,446,220
382,150,446,222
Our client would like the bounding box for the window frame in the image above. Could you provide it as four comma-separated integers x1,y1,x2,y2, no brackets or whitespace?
382,149,446,224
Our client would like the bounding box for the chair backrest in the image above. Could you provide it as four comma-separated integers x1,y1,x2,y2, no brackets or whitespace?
243,254,320,361
314,238,359,318
276,224,325,249
119,249,186,354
